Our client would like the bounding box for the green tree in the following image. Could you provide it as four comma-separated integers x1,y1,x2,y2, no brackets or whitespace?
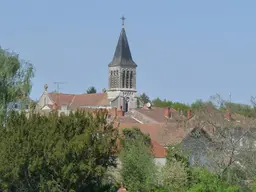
0,110,118,191
120,128,157,192
188,168,240,192
139,92,150,105
0,47,34,123
122,128,151,146
86,86,97,94
161,160,189,192
152,98,190,116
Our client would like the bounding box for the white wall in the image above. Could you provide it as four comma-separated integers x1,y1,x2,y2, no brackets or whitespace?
154,158,167,167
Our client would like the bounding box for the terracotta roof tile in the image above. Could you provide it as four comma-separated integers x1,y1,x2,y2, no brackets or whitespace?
48,93,75,106
118,122,190,147
132,107,183,123
116,116,140,124
48,93,110,109
151,140,167,158
70,93,109,109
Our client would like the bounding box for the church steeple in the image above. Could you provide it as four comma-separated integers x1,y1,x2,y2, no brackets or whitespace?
108,16,137,67
107,16,138,112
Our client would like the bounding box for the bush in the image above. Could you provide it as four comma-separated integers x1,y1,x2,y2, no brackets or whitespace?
0,110,118,191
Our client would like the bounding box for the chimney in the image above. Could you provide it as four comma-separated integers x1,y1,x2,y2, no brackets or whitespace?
117,106,124,117
164,107,171,118
114,107,117,117
225,109,231,121
187,109,192,120
52,103,58,110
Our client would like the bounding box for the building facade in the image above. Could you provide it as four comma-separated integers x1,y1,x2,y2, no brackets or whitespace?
107,17,138,112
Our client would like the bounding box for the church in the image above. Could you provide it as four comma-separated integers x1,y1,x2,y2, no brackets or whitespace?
36,17,139,114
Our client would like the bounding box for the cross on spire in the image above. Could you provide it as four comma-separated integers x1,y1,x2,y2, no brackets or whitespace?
121,15,126,27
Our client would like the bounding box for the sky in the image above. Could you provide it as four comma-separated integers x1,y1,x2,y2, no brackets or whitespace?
1,0,256,104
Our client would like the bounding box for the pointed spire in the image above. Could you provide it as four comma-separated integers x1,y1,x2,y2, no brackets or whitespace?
108,16,137,67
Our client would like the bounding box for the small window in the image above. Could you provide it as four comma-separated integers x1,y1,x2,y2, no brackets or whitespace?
14,104,18,109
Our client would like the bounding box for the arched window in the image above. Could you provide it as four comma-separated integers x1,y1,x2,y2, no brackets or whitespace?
122,70,125,88
44,97,47,105
113,71,116,88
126,71,129,88
130,71,133,88
110,71,113,88
116,70,119,88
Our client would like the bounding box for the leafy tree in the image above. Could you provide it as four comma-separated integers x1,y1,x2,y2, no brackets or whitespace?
120,128,157,192
102,88,107,93
161,160,189,192
0,47,34,123
122,128,151,146
191,99,204,110
188,168,240,192
161,145,241,192
139,92,150,105
0,110,119,191
86,86,97,94
152,98,190,115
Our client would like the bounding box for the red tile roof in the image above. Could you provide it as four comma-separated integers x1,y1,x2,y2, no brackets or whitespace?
48,93,75,106
48,92,110,109
132,107,184,123
118,122,192,147
151,139,167,158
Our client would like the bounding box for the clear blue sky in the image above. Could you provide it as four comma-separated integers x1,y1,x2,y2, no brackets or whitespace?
1,0,256,104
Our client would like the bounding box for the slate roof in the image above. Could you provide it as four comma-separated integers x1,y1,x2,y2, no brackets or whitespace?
108,27,137,67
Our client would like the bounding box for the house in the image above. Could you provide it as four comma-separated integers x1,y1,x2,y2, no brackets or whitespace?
37,17,138,113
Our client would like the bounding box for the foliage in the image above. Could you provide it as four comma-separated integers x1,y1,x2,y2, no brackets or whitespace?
122,127,151,146
86,86,97,94
120,128,157,192
161,160,189,192
222,102,256,118
159,145,242,192
0,47,34,123
188,168,240,192
251,177,256,192
139,92,150,105
152,98,190,115
167,145,190,167
102,88,107,93
0,110,119,192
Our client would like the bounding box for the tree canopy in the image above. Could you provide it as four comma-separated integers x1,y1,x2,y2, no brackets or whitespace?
86,86,97,94
0,47,34,122
120,128,157,192
139,93,151,105
0,110,119,192
152,98,190,115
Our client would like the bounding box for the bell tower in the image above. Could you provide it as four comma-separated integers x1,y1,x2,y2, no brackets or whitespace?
107,16,138,112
